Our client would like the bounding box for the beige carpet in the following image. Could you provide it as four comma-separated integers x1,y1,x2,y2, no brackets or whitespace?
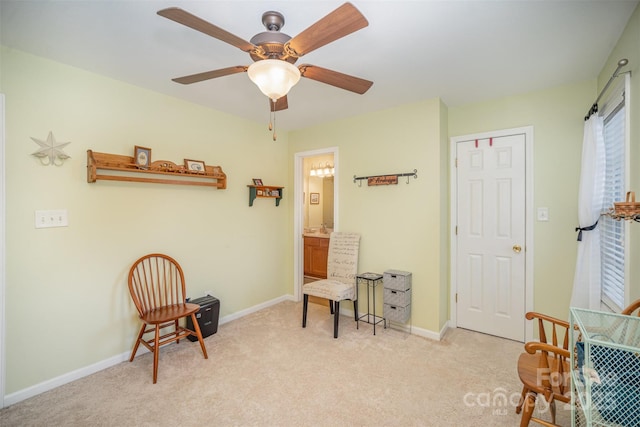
0,300,571,426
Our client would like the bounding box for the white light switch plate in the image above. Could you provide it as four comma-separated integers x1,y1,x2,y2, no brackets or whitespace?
537,207,549,222
35,209,69,228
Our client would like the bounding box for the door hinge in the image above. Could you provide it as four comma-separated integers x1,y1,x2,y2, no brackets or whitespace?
455,226,458,235
455,158,458,167
455,293,458,303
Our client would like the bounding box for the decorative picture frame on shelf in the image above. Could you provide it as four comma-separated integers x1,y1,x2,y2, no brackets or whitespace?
185,159,206,173
257,189,264,196
253,178,263,186
271,190,280,197
134,146,151,169
310,192,319,204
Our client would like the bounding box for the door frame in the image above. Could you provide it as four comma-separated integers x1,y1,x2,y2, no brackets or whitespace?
1,94,5,407
293,147,338,301
449,126,534,342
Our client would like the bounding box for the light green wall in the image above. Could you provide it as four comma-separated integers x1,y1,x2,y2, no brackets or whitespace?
1,47,292,394
289,78,596,329
289,99,449,333
599,3,640,302
2,1,639,400
438,99,450,328
449,80,595,321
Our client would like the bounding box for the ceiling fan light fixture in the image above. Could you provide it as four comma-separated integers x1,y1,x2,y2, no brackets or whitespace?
247,59,300,101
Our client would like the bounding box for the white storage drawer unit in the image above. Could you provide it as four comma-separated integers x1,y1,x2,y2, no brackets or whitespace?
384,304,411,323
383,270,412,324
383,270,412,291
383,287,411,306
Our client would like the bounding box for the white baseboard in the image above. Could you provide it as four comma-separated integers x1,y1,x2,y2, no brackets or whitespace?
339,307,448,341
219,294,294,325
4,294,295,406
4,352,130,406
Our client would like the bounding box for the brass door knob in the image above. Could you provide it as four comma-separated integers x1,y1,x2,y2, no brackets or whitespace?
513,245,522,253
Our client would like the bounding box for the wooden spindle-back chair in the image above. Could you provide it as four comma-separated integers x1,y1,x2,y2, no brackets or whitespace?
128,253,208,383
516,312,571,426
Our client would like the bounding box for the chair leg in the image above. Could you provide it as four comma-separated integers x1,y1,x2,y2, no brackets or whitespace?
153,325,160,384
329,299,334,314
174,319,180,343
129,324,146,362
302,294,308,328
516,386,527,414
353,299,358,321
190,313,209,359
334,301,340,338
549,399,556,425
519,391,537,427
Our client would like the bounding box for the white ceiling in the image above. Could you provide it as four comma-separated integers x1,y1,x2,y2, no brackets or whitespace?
1,0,637,131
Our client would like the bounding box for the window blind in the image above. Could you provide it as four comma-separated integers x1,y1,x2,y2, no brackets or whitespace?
600,96,625,311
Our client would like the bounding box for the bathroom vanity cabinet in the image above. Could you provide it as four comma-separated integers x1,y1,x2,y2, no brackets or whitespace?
303,235,329,279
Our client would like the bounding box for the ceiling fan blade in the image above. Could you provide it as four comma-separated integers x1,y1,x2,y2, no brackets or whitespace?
287,2,368,57
270,96,289,112
299,65,373,94
172,66,247,85
158,7,256,53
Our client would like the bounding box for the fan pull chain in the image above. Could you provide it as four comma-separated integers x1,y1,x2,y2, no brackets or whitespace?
269,108,277,141
268,100,277,141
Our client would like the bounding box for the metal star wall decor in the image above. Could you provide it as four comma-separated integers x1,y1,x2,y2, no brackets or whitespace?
30,131,71,166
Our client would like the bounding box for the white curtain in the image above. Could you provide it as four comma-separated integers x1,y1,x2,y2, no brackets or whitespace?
570,114,606,309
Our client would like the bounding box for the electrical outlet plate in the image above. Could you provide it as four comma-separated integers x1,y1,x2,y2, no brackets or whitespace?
35,209,68,228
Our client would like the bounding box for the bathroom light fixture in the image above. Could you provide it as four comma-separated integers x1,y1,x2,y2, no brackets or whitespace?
310,162,334,178
247,59,301,101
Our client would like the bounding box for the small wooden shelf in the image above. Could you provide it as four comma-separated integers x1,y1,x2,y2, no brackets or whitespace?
248,185,284,206
87,150,226,188
606,192,640,222
604,209,640,222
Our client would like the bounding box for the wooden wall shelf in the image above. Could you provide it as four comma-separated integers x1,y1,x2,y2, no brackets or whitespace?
247,185,284,206
87,150,227,189
605,210,640,222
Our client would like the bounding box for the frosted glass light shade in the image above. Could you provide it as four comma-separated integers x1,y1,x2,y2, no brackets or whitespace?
247,59,301,101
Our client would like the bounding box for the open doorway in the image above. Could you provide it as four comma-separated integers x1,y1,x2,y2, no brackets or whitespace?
293,147,338,302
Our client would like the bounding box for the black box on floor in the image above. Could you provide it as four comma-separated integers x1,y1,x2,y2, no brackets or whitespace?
186,295,220,341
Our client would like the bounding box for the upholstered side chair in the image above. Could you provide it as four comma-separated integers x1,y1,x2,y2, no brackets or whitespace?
302,232,360,338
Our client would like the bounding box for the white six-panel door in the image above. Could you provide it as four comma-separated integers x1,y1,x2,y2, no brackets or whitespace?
455,134,526,341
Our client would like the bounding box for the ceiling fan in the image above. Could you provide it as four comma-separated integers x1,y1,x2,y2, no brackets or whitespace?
157,2,373,113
